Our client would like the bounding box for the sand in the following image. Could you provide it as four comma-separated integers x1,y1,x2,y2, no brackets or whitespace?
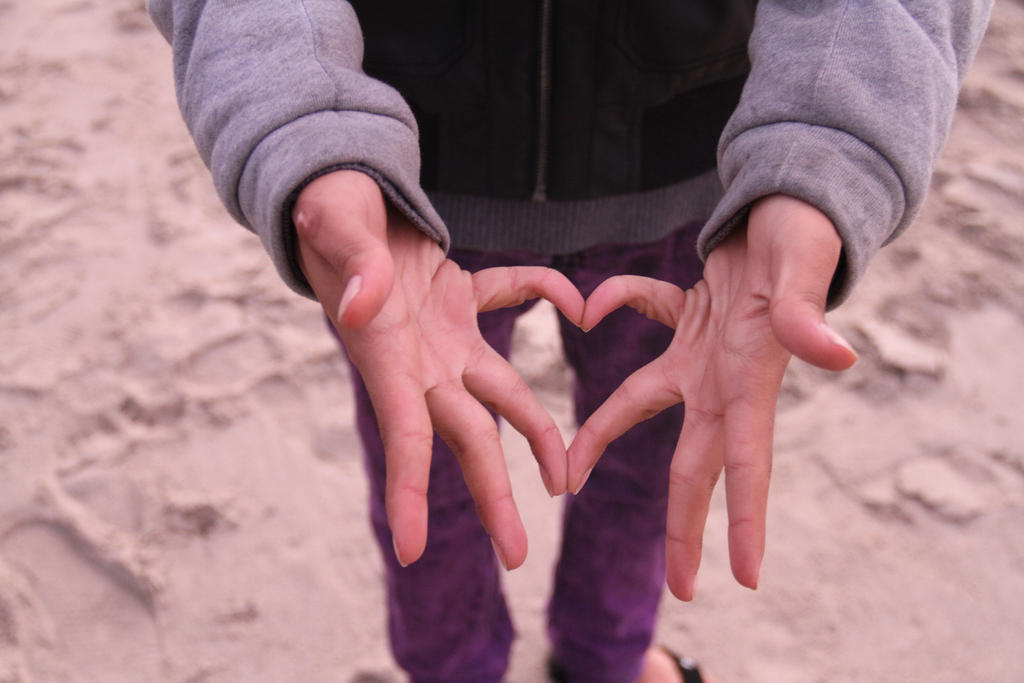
1,1,1023,681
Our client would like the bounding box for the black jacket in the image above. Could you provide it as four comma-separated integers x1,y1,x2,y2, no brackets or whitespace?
350,0,756,200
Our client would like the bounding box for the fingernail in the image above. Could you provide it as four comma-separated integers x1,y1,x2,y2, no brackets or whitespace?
572,466,594,495
393,537,408,568
539,465,557,498
336,275,363,322
490,538,508,571
690,573,699,600
821,322,856,356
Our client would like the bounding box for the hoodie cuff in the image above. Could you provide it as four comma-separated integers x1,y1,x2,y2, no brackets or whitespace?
698,121,907,307
237,109,449,298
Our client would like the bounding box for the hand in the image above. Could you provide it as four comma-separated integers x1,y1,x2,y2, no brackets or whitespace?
567,194,858,600
293,170,584,570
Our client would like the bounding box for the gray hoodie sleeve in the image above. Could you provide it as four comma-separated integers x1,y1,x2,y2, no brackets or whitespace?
699,0,992,306
147,0,449,297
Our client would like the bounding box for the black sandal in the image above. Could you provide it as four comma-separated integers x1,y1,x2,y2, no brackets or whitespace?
662,647,705,683
547,647,704,682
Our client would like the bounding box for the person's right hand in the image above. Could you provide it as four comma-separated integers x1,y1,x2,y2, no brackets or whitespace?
292,170,584,570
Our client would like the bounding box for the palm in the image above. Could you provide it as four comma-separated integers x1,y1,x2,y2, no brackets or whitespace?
294,171,585,569
306,216,584,570
568,195,856,600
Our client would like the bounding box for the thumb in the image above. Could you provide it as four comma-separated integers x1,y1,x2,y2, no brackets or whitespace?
750,195,858,372
292,170,395,329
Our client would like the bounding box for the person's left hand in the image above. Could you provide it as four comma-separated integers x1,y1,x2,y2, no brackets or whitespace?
566,194,859,600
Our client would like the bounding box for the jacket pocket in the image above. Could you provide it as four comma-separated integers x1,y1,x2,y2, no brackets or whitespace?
350,0,475,75
613,0,756,74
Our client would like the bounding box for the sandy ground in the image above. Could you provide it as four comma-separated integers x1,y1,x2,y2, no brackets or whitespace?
2,1,1023,681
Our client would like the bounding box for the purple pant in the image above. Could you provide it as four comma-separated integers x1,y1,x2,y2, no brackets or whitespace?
341,224,705,683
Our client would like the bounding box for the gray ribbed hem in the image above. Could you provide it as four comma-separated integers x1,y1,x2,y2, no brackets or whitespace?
429,170,724,254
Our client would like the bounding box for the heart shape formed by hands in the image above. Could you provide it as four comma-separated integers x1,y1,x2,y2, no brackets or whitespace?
296,171,856,599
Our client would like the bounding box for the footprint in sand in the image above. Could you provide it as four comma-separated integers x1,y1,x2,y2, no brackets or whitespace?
1,520,163,682
895,456,995,524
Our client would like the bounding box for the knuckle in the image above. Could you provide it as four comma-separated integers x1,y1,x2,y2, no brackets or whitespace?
723,457,770,481
473,486,515,523
444,421,501,459
665,525,702,549
389,477,429,501
507,375,533,402
683,405,723,429
771,290,826,322
293,203,325,243
668,465,719,494
526,420,564,454
382,427,435,458
464,342,492,371
574,421,609,453
727,515,758,535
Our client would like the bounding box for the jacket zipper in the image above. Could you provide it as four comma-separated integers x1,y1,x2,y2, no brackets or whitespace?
531,0,552,201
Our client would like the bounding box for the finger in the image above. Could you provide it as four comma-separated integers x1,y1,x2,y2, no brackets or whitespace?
359,370,434,568
293,171,395,329
768,227,858,371
721,382,782,591
664,405,726,602
567,357,683,492
771,298,858,372
472,266,585,326
425,382,528,570
462,344,568,496
749,195,857,371
582,275,687,331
